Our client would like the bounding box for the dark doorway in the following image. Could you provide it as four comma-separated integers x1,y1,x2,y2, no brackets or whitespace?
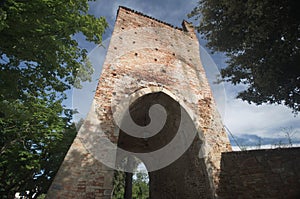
114,92,213,199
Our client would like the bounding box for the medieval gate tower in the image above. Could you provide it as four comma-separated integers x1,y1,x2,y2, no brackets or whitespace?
47,7,232,199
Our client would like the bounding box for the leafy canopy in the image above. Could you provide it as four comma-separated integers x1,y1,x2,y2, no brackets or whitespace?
189,0,300,113
0,0,107,197
0,0,107,98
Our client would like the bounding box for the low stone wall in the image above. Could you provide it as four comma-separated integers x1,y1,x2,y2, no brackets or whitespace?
217,147,300,199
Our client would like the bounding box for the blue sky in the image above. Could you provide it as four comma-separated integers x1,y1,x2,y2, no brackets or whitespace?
72,0,300,148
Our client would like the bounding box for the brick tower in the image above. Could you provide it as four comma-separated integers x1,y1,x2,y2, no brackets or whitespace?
47,7,232,199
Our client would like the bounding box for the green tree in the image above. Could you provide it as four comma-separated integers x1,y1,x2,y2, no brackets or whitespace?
132,172,149,199
112,170,125,199
0,0,107,197
0,97,77,198
112,171,149,199
113,156,140,199
189,0,300,113
112,158,149,199
30,123,78,198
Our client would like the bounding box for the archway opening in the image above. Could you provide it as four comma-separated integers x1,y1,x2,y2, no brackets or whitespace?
113,92,213,199
112,158,149,199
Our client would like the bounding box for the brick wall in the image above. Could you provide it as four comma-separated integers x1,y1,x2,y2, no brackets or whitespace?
217,147,300,199
93,6,232,194
47,6,232,198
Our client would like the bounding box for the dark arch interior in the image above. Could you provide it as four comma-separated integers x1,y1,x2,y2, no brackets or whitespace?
115,92,213,199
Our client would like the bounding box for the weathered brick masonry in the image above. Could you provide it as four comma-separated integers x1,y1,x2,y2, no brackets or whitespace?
47,6,300,199
47,6,231,198
218,147,300,199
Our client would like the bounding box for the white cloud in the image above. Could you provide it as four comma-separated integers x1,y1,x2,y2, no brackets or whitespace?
200,44,300,141
223,92,300,138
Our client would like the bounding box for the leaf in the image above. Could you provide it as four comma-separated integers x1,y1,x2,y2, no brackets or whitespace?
189,0,300,113
0,0,107,197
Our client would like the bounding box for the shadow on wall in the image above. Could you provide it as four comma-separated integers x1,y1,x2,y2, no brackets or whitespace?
217,147,300,199
116,92,214,199
46,136,113,199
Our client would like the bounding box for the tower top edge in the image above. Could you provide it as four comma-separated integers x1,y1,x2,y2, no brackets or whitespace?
117,6,195,33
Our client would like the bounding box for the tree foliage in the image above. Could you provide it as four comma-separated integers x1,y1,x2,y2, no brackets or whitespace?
189,0,300,113
132,172,149,199
112,170,125,199
0,97,78,198
30,123,78,198
113,170,149,199
0,0,107,197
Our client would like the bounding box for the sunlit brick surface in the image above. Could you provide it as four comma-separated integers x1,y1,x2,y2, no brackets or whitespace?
47,7,232,199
